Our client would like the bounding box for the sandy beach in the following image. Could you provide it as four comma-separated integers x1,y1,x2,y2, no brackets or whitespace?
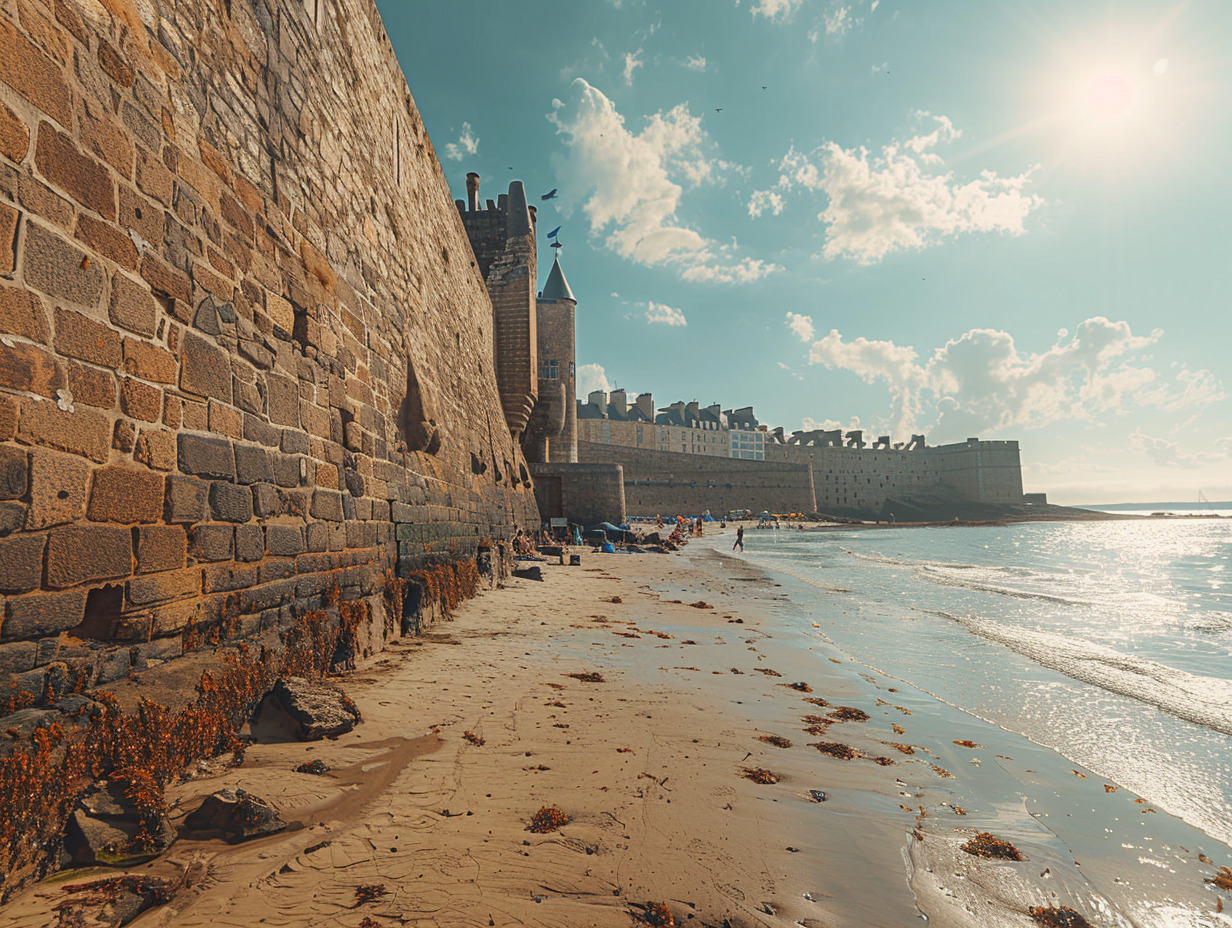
5,527,1227,927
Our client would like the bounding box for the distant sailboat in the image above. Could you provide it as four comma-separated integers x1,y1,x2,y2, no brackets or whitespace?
1198,489,1210,509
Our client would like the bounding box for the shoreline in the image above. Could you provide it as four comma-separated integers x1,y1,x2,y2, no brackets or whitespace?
5,531,1227,926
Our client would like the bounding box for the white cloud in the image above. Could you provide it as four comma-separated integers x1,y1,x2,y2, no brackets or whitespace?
824,5,856,35
804,317,1170,441
762,115,1042,264
547,79,779,284
786,312,815,342
645,301,688,326
622,48,644,86
1134,368,1225,414
443,122,479,162
747,189,785,218
680,256,779,284
750,0,803,22
802,415,862,433
576,363,611,399
1129,430,1232,469
684,55,707,72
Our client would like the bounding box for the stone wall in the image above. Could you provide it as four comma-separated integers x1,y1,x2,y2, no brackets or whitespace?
457,180,537,439
536,292,575,464
529,461,624,528
578,441,815,517
930,439,1024,504
767,439,1024,516
767,443,940,514
0,0,538,703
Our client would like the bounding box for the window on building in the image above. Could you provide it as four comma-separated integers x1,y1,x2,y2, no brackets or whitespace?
568,361,575,379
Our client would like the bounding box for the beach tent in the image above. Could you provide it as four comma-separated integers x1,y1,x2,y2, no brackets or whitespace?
588,522,637,544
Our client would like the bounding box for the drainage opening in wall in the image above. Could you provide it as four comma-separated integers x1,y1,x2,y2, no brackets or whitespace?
72,585,125,641
401,581,423,636
399,359,441,455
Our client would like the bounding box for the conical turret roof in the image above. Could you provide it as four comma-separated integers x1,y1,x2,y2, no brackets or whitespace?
540,254,575,303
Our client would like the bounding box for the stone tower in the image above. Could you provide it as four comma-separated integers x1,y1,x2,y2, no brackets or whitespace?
533,253,578,463
456,175,538,440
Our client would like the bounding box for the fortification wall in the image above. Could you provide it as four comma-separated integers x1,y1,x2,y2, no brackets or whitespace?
0,0,538,704
530,461,625,528
768,444,940,513
578,441,815,516
930,440,1024,503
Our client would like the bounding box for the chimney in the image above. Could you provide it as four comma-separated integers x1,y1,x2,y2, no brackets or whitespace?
686,401,700,422
636,392,654,421
610,389,627,416
466,172,480,211
588,389,607,410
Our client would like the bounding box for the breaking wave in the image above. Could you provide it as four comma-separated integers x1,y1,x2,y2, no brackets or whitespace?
936,611,1232,737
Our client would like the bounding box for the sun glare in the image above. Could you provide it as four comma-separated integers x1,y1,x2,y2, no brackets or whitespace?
1015,9,1203,175
1080,68,1137,122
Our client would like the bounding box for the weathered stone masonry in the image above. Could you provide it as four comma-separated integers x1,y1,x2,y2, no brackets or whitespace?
0,0,539,701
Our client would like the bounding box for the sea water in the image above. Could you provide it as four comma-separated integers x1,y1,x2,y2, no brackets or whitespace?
738,518,1232,851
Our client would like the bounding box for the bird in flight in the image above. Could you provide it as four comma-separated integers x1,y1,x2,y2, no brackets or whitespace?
541,189,558,200
715,108,723,113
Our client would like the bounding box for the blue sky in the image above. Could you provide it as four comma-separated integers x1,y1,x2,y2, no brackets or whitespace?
376,0,1231,504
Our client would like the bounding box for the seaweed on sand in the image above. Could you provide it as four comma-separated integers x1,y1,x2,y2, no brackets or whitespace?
565,672,605,683
637,901,676,926
528,806,570,833
829,706,870,722
758,735,793,748
354,884,388,905
754,668,782,677
463,731,485,746
809,741,857,760
740,767,781,784
961,832,1024,861
1028,906,1093,928
781,682,813,692
1208,866,1232,891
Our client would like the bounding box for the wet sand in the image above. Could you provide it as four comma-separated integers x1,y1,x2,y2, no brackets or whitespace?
5,532,1228,926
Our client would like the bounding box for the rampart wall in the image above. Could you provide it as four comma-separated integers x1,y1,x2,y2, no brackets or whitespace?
930,440,1024,504
766,439,1024,515
0,0,538,705
578,441,815,516
767,443,939,513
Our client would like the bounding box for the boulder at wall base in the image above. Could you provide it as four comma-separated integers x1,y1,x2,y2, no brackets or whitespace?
182,788,286,843
62,781,176,866
267,676,362,741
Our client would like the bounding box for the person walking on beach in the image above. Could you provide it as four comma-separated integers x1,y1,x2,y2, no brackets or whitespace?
733,525,744,552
